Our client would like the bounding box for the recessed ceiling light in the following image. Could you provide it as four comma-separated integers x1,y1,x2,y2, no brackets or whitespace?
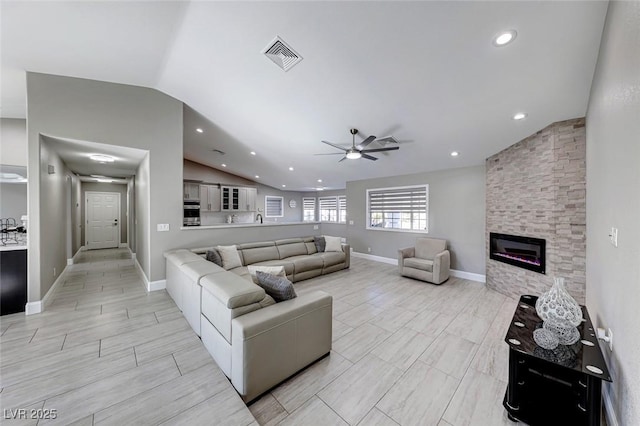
250,151,256,156
282,184,286,188
97,179,113,183
450,151,459,157
289,167,294,171
255,175,260,178
317,179,322,183
316,187,324,191
221,163,227,167
89,154,115,163
493,30,517,47
513,112,528,120
196,128,203,133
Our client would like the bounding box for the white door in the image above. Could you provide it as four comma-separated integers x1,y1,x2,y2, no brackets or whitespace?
86,192,120,250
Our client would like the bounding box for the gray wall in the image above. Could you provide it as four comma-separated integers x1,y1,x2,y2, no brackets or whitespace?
0,118,27,166
135,154,151,278
0,183,27,220
80,182,128,245
26,72,180,298
184,159,304,224
345,166,486,275
585,1,640,424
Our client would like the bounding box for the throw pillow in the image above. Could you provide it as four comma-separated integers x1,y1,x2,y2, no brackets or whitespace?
255,271,297,302
205,248,223,267
314,236,326,253
324,235,343,252
216,245,242,270
247,265,286,284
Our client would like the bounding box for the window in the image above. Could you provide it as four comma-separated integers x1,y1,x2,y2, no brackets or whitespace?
319,196,337,222
303,197,316,221
338,196,347,223
366,185,428,232
319,195,347,223
265,196,283,217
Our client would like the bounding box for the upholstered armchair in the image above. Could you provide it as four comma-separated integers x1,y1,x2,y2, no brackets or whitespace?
398,237,450,284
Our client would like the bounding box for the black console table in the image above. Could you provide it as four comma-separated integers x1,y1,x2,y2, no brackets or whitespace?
503,295,611,425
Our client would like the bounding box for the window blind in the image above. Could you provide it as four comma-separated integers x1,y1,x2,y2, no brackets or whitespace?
265,196,283,217
303,197,316,221
367,185,428,232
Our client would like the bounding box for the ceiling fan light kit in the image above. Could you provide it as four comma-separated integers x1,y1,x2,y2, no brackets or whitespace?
319,128,399,162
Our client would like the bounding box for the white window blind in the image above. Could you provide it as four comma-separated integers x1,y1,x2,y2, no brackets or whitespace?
338,196,347,223
265,196,284,217
367,185,428,232
319,196,338,222
303,197,316,221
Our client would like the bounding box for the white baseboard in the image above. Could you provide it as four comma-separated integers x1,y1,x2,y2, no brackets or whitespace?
352,251,486,283
351,251,397,265
25,301,42,315
450,269,486,283
134,257,166,292
603,386,619,426
25,262,69,315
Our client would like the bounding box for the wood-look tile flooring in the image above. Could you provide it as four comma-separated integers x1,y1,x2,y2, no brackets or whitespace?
1,248,519,425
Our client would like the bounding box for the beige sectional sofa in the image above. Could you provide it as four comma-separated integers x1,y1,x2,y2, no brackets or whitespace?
164,236,349,402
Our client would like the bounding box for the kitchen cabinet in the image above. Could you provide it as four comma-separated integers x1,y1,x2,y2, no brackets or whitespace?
183,182,200,201
221,186,257,211
200,185,221,212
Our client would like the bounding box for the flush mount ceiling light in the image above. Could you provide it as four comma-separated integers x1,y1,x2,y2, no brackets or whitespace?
493,30,517,47
89,154,115,163
513,112,528,120
450,151,459,157
196,128,203,133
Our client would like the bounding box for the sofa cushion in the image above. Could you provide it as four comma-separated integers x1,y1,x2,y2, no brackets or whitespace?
247,265,286,284
314,236,326,253
252,259,295,276
314,251,346,267
182,260,225,282
276,239,308,259
288,255,324,273
404,257,434,272
324,235,342,252
165,250,203,267
239,243,279,266
205,249,223,267
201,272,266,309
217,245,243,270
256,271,297,302
415,238,446,260
230,266,252,281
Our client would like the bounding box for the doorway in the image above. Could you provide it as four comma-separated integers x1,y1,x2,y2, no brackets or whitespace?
85,191,120,250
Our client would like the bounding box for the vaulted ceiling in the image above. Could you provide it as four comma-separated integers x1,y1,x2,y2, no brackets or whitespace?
1,1,608,190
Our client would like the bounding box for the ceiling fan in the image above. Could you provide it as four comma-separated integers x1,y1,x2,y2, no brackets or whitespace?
317,128,399,162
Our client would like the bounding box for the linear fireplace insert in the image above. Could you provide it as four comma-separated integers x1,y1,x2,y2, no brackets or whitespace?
489,233,546,274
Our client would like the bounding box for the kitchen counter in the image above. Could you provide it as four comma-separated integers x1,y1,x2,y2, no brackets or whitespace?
181,221,320,230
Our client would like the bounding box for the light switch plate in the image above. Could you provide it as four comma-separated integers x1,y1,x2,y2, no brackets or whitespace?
313,225,319,230
157,224,170,232
610,227,618,247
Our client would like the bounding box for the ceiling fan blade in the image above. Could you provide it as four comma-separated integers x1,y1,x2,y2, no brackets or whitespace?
360,146,400,153
356,135,376,150
361,153,378,161
376,136,398,144
314,152,347,155
321,140,348,151
338,156,347,162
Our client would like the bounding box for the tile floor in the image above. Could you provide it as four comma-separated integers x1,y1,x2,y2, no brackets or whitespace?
0,248,520,425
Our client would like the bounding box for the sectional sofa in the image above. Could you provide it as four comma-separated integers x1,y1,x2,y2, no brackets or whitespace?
164,236,350,402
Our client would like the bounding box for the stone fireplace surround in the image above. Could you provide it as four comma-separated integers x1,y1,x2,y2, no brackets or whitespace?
486,117,586,303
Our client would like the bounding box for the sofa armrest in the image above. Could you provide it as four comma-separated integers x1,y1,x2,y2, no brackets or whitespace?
231,291,332,401
432,250,451,284
398,247,415,273
201,272,265,309
342,244,351,268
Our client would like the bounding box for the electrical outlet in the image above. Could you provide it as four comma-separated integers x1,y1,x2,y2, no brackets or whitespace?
157,224,170,232
313,225,319,230
609,227,618,247
367,247,371,253
53,267,56,277
349,220,354,225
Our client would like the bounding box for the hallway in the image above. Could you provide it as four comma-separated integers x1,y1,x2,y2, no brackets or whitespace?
0,248,254,425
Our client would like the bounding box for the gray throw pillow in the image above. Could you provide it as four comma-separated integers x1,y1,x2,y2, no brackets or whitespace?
206,249,223,267
255,271,297,302
314,236,326,253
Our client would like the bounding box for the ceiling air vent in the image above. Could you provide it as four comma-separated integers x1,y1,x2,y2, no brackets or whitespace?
262,36,303,72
